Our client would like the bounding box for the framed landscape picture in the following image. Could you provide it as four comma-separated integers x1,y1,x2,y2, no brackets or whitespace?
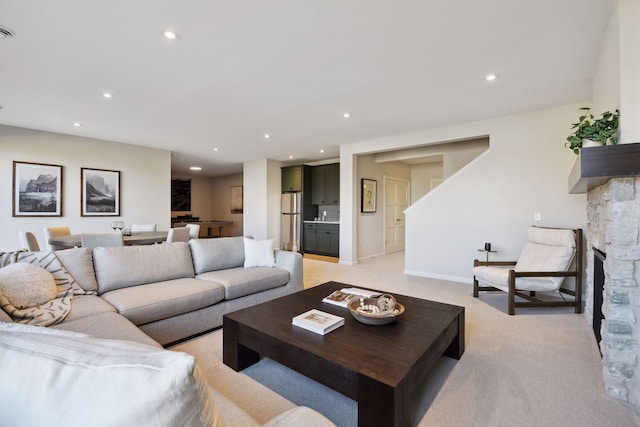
81,168,120,216
13,161,63,217
230,185,243,213
361,178,377,213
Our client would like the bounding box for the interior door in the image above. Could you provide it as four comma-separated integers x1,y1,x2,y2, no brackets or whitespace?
384,177,409,254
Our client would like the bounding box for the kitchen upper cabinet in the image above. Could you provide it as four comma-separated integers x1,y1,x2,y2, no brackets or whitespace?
311,163,340,205
282,166,303,192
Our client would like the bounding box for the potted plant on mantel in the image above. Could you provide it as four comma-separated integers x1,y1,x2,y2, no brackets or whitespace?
565,107,619,154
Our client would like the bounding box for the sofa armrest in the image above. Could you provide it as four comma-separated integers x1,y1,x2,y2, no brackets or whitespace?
263,407,336,427
274,250,303,291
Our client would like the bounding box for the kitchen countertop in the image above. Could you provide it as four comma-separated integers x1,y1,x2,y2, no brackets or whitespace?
303,220,340,224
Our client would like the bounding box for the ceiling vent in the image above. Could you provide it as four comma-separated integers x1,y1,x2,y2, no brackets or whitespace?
0,26,15,39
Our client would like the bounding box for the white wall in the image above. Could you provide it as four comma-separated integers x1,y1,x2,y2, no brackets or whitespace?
618,0,640,144
411,163,443,202
340,104,587,281
0,125,171,251
243,159,281,243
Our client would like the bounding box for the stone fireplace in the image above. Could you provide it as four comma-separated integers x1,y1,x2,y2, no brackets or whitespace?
572,141,640,412
586,177,640,410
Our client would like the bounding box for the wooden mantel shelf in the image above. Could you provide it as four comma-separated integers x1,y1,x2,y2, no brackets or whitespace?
568,142,640,194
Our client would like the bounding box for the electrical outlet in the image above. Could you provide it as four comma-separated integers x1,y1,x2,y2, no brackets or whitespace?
534,212,542,221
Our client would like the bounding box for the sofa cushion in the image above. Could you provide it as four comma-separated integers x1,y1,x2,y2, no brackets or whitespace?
52,311,160,348
100,278,225,325
54,247,98,293
196,267,290,300
0,323,222,427
244,238,276,268
189,237,245,274
94,242,195,294
63,295,116,323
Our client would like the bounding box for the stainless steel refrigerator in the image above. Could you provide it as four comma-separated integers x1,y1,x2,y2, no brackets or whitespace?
281,192,301,252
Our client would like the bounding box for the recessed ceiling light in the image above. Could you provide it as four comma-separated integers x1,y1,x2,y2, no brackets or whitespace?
213,148,218,152
288,155,294,159
485,74,498,81
320,149,325,153
162,30,181,41
190,166,202,171
0,26,15,39
73,122,82,127
264,134,270,139
343,113,351,119
103,92,112,99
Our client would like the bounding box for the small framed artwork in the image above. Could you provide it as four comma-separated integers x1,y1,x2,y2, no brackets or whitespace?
230,185,243,213
13,161,63,217
361,178,377,213
81,168,120,216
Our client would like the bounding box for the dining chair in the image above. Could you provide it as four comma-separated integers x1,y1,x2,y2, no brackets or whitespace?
44,226,71,251
80,232,124,250
166,227,190,243
131,224,156,232
18,231,41,251
185,223,200,239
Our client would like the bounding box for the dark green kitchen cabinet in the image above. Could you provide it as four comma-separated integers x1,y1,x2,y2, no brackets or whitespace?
304,223,339,257
281,166,303,192
311,163,340,205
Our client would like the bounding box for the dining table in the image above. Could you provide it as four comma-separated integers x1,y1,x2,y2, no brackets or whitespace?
48,231,168,249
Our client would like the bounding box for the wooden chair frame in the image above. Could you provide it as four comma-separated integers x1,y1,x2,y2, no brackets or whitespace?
473,228,583,315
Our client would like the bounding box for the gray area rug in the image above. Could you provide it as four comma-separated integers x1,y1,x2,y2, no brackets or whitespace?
242,355,458,427
243,358,357,427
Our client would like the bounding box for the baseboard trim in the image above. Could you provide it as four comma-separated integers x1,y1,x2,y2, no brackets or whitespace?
404,269,472,285
357,252,385,262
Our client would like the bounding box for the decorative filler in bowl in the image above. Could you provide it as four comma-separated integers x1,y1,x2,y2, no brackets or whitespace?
348,294,405,325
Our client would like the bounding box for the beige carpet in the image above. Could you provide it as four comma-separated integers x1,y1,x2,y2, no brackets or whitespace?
174,253,640,426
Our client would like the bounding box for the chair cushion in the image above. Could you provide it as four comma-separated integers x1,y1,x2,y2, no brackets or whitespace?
527,227,575,247
196,267,290,300
473,266,563,292
0,323,222,427
100,278,225,325
514,242,575,275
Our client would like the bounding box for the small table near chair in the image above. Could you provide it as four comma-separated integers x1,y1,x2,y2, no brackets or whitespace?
48,231,168,249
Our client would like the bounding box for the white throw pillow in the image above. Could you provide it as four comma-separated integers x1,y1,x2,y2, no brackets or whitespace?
0,323,222,427
0,263,56,309
244,238,276,268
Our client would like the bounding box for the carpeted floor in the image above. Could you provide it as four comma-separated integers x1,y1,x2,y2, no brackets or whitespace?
173,253,640,426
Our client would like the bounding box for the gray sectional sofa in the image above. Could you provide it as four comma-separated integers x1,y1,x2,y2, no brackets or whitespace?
53,237,302,345
0,236,335,427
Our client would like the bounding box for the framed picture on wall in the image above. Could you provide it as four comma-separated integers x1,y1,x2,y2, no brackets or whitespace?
81,168,120,216
230,185,243,213
171,179,191,211
361,178,377,213
13,161,63,217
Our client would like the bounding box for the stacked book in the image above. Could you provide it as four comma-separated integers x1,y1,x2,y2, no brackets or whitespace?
292,309,344,335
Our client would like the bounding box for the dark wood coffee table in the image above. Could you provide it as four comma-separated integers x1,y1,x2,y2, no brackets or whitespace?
223,281,465,426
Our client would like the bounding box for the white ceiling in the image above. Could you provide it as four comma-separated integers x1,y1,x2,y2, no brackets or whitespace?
0,0,613,177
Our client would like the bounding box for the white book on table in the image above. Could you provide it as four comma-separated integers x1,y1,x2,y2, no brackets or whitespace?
322,287,382,308
292,309,344,335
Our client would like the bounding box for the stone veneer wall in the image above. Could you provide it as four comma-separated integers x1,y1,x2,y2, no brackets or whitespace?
586,177,640,412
